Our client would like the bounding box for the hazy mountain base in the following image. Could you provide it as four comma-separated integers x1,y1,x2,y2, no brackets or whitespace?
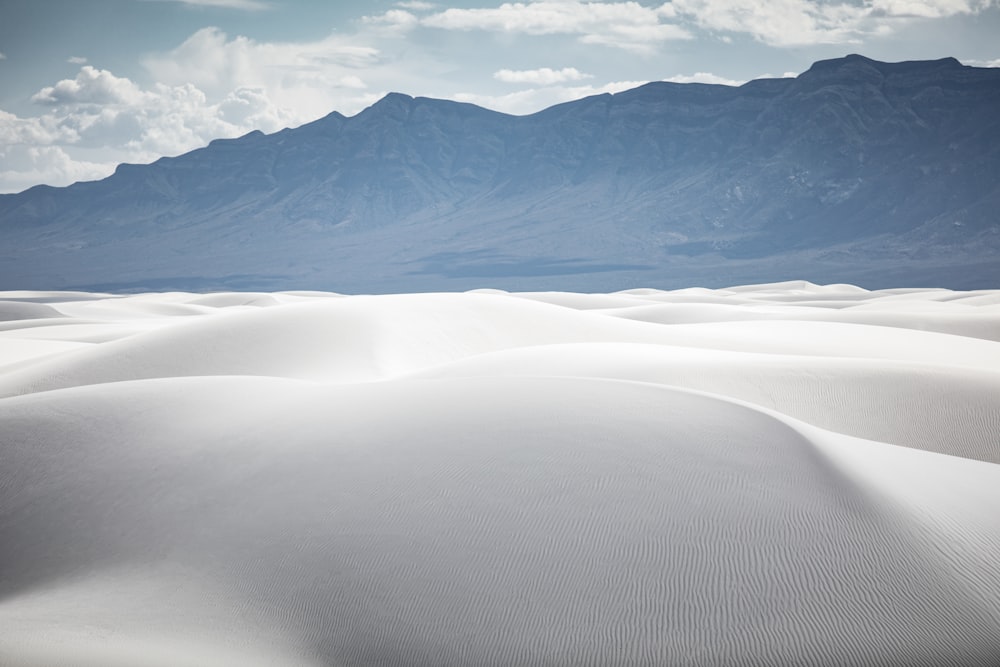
3,193,998,293
4,222,996,294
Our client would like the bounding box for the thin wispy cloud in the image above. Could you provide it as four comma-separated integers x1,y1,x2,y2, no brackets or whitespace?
363,9,421,32
396,0,436,9
494,67,592,85
662,70,798,86
409,0,1000,48
419,2,691,52
664,71,745,86
454,79,648,114
671,0,999,46
962,57,1000,67
67,56,89,65
870,0,995,18
142,27,381,96
671,0,868,46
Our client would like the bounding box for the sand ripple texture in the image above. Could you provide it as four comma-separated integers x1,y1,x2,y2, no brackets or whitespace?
1,282,999,666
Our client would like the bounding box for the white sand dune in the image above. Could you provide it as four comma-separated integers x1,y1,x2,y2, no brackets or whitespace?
1,283,999,666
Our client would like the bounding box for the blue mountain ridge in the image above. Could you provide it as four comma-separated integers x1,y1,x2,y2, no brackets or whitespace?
2,54,998,292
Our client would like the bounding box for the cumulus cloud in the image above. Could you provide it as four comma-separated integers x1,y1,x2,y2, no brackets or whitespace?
31,66,144,106
0,60,312,191
0,23,418,191
0,145,115,193
0,109,80,146
494,67,592,85
25,70,267,161
421,2,691,52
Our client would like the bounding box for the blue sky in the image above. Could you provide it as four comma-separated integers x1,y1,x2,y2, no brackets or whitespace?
1,0,998,193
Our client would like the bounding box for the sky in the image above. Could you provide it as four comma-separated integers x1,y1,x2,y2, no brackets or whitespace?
0,0,998,194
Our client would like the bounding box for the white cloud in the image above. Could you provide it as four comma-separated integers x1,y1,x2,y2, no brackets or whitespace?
453,79,648,115
362,9,420,33
671,0,866,46
494,67,592,84
869,0,989,17
337,75,368,89
670,0,999,46
143,27,380,104
0,52,6,60
663,70,798,86
396,1,436,9
962,57,1000,67
213,86,293,131
0,109,80,145
0,145,115,193
67,56,88,65
0,24,411,192
421,2,691,52
2,0,998,194
665,71,745,86
0,60,310,191
31,66,145,106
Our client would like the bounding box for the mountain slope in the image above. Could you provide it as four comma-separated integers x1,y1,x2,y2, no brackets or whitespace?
2,54,999,292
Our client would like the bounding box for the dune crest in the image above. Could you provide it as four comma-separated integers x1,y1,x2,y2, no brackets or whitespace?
1,284,999,666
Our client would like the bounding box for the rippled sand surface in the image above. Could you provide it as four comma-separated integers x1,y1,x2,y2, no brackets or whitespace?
2,282,999,666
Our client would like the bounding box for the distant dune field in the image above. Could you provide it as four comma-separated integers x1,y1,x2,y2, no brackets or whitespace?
1,283,999,666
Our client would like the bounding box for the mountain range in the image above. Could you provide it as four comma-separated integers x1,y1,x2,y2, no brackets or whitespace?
2,54,999,292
